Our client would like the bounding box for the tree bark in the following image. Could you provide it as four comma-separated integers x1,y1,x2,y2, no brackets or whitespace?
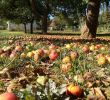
41,0,49,34
105,1,109,29
30,19,34,34
29,0,49,34
29,0,41,18
41,13,48,34
81,0,100,38
24,23,27,33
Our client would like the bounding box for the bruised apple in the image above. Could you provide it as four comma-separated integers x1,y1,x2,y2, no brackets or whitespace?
82,45,89,53
60,63,71,73
70,51,78,60
0,92,18,100
15,45,22,52
37,49,44,56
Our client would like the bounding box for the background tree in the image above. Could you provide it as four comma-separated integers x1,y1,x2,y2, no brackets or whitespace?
13,0,35,34
29,0,50,34
81,0,100,38
29,0,86,33
0,0,35,34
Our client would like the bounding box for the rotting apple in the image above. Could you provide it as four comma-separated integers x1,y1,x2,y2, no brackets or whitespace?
60,63,71,73
70,51,78,60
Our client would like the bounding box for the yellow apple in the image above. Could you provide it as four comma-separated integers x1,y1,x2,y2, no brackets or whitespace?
62,56,71,63
20,53,26,58
70,51,78,60
89,45,95,51
27,52,34,58
97,56,106,65
65,44,71,50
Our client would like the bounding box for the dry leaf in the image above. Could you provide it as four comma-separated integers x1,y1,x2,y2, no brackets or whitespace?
0,68,9,75
93,87,105,99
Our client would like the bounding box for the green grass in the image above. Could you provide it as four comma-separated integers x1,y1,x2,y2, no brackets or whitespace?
0,29,110,38
0,30,26,37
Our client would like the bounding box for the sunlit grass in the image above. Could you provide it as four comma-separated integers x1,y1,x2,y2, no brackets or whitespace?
0,30,26,37
0,29,110,38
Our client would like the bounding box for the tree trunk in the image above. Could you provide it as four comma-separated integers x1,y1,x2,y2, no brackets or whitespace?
41,0,49,34
42,14,48,34
30,20,34,34
29,0,41,18
81,0,100,38
29,0,49,34
106,1,109,29
24,23,27,33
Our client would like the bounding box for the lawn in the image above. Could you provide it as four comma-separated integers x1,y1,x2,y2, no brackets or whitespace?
0,30,26,37
0,29,110,38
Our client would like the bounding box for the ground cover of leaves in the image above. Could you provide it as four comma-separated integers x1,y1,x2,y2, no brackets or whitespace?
0,39,110,100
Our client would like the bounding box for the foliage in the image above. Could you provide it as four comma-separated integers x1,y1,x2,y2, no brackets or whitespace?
0,0,35,33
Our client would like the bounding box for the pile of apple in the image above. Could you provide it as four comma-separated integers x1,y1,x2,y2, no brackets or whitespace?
0,41,109,66
0,40,110,99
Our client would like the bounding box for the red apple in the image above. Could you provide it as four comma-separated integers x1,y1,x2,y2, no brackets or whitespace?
37,49,44,56
0,92,18,100
49,50,58,60
95,44,102,50
82,45,89,53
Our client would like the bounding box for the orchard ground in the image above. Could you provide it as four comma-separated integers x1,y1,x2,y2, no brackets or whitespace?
0,30,110,100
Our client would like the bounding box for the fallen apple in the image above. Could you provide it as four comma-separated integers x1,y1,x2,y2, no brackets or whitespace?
0,92,18,100
66,84,83,97
49,50,58,60
62,56,71,63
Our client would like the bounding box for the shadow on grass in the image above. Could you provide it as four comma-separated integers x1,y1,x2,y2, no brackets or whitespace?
96,33,110,37
33,32,110,37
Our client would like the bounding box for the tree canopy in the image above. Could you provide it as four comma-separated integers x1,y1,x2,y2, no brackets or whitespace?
0,0,110,38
